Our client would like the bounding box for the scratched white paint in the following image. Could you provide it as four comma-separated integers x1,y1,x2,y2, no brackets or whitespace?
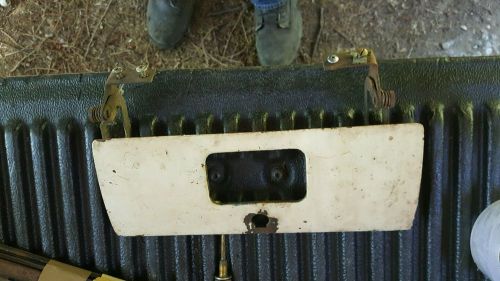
93,124,424,236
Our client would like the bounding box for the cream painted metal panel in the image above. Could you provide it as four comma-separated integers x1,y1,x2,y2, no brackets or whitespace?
93,124,424,236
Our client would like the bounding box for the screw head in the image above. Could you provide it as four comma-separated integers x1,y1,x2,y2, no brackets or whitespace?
210,170,222,182
112,66,124,79
270,166,286,183
136,63,149,78
326,54,339,64
208,164,225,184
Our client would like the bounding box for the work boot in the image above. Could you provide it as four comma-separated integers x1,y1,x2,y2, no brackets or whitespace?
254,0,302,66
147,0,196,49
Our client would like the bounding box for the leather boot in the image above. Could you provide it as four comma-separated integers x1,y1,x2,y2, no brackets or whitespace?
147,0,196,49
254,0,302,65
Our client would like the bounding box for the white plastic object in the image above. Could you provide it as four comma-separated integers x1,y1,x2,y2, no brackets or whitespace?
471,200,500,281
0,0,10,7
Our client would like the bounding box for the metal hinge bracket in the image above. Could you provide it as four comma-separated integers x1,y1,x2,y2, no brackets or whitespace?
88,64,156,139
323,48,396,121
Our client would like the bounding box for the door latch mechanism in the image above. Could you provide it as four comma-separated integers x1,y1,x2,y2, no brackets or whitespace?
324,48,396,122
88,64,156,139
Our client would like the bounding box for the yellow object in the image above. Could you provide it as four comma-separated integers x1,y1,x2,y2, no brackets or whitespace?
95,274,125,281
38,260,91,281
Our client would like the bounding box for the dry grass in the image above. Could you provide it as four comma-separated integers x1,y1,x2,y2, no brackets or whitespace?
0,0,260,76
0,0,498,77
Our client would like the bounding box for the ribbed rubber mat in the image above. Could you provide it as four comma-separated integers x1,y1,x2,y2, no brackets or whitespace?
0,57,499,280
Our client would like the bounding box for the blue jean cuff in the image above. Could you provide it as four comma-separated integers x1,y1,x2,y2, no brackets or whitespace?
251,0,286,12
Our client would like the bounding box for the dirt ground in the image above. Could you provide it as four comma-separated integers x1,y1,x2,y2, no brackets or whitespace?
0,0,498,77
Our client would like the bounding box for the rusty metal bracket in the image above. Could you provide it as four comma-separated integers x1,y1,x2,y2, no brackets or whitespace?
88,64,155,139
323,49,396,121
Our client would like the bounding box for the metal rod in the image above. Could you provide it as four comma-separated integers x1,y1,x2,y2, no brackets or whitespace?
215,235,232,281
221,235,226,261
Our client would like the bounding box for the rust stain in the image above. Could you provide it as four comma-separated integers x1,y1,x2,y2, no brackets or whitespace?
243,210,278,234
